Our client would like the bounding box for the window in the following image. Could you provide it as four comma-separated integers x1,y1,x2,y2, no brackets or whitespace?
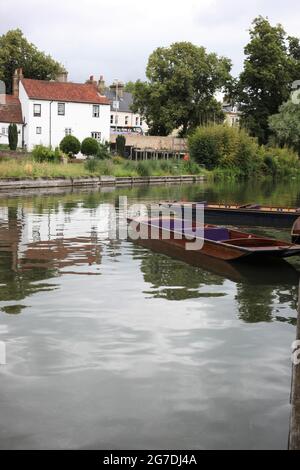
135,116,139,126
1,127,7,135
36,127,42,134
110,115,114,124
125,116,129,126
91,132,101,142
93,105,100,117
115,115,119,125
65,128,72,136
58,103,65,116
140,118,143,126
33,104,41,117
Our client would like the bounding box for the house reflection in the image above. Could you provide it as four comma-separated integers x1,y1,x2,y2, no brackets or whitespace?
0,202,121,304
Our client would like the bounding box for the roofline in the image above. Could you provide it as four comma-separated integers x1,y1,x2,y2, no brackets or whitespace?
25,97,111,105
0,119,23,124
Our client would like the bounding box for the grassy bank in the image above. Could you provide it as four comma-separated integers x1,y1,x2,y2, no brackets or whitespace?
0,157,208,179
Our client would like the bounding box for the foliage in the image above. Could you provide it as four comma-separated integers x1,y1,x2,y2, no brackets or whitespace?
0,29,64,93
124,81,136,93
132,42,232,136
115,135,126,157
8,123,18,150
32,145,62,163
59,135,81,156
84,158,98,172
235,16,300,144
81,137,99,157
269,100,300,155
96,141,110,160
188,124,280,176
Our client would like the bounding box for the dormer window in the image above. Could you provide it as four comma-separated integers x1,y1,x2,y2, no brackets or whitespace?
93,105,100,117
58,103,65,116
33,104,41,117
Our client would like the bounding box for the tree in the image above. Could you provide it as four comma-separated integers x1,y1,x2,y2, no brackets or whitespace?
59,135,81,156
115,135,126,157
81,137,99,157
269,100,300,155
132,42,232,136
8,123,18,150
0,29,64,94
124,81,136,93
236,16,300,144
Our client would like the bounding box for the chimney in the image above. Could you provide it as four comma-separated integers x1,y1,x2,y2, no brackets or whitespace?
86,75,97,88
12,68,23,97
97,75,106,95
110,80,124,99
56,70,68,83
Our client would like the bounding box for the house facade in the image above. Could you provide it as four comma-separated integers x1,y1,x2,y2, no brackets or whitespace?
1,69,111,151
0,95,23,147
102,80,148,136
222,103,241,127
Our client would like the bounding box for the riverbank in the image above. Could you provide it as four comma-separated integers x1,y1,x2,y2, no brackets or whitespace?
0,174,207,190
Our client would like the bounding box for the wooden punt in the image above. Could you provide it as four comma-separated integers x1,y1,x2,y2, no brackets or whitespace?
159,201,300,227
128,217,300,261
292,217,300,244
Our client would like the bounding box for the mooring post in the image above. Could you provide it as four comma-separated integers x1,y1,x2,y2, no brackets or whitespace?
289,279,300,449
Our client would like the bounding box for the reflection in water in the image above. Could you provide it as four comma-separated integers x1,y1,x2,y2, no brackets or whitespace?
0,183,299,450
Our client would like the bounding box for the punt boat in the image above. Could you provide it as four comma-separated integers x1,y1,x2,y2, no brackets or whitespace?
127,217,300,261
292,217,300,244
159,201,300,227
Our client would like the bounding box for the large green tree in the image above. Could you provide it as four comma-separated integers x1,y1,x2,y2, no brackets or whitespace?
131,42,232,136
0,29,64,94
269,100,300,155
236,16,300,144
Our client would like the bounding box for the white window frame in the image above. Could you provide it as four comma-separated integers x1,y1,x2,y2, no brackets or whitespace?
36,127,42,134
65,128,72,136
58,102,65,116
33,104,41,117
91,132,101,142
93,105,100,118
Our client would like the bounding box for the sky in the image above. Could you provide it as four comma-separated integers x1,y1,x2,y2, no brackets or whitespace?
0,0,299,85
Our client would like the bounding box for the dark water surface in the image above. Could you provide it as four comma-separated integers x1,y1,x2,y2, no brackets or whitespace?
0,179,300,450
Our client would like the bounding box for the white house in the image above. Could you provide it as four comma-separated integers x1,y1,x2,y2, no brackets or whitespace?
0,95,23,147
102,80,148,136
6,68,111,151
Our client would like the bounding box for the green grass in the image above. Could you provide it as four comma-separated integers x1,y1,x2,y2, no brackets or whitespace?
0,157,206,179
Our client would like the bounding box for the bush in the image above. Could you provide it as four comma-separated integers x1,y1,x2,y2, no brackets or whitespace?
84,158,98,172
59,135,81,156
116,135,126,157
96,142,110,160
32,145,62,163
188,125,262,174
8,123,18,151
81,137,99,157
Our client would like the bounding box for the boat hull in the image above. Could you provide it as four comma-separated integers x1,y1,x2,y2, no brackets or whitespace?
160,203,300,228
128,219,300,261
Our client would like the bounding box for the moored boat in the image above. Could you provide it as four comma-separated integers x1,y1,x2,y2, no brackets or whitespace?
127,217,300,262
159,201,300,227
292,217,300,244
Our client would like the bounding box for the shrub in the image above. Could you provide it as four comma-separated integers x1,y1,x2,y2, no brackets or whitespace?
112,156,125,165
59,135,81,156
81,137,99,157
84,158,98,172
32,145,62,163
96,142,110,160
8,123,18,150
188,125,262,174
116,135,126,157
136,161,151,177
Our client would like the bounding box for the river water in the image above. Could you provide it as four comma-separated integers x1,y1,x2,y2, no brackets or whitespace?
0,179,300,449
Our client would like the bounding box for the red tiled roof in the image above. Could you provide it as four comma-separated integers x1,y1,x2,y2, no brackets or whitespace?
21,79,110,105
0,95,23,124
